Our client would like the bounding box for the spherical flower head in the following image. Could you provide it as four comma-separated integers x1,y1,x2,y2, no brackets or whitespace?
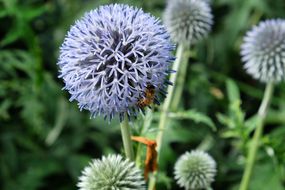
58,4,174,121
174,150,217,190
241,19,285,83
163,0,213,44
77,154,146,190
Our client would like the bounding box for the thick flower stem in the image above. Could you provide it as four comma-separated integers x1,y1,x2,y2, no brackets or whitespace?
148,44,185,190
239,82,274,190
120,115,135,161
135,108,153,167
170,47,190,111
156,43,185,154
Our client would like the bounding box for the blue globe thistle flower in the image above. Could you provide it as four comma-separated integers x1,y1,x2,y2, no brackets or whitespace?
77,154,146,190
241,19,285,83
174,150,217,190
163,0,213,44
58,4,174,121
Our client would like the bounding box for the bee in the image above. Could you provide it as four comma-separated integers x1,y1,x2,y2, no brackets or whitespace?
137,85,156,108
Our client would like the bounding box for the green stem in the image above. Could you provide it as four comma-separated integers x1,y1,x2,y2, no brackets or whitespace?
148,44,185,190
135,108,153,167
120,115,135,161
156,43,185,154
170,47,191,111
45,98,67,146
239,82,274,190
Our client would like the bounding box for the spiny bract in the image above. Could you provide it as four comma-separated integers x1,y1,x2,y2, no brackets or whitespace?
77,154,146,190
58,4,174,121
163,0,213,44
174,150,216,190
241,19,285,83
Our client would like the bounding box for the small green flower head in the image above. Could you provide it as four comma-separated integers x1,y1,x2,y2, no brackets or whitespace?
163,0,213,44
241,19,285,83
174,150,216,190
77,155,146,190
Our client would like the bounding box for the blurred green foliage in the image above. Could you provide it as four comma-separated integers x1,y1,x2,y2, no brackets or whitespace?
1,0,285,189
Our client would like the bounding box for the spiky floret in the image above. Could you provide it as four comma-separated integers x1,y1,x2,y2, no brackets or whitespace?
77,154,146,190
174,150,216,190
58,4,174,121
163,0,213,44
241,19,285,83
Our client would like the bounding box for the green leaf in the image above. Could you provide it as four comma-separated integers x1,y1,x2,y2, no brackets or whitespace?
21,6,47,20
250,162,284,190
0,9,8,18
0,24,24,47
221,130,240,138
168,110,216,131
0,100,12,120
216,113,235,129
245,115,259,134
226,79,240,104
156,172,172,190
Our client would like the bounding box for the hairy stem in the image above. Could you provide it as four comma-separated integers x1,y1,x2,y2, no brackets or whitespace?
148,44,185,190
135,108,153,167
120,115,135,161
239,82,274,190
156,43,185,153
170,47,191,111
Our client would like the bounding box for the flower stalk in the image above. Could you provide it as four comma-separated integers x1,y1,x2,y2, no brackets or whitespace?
135,108,154,167
239,82,274,190
148,44,185,190
156,43,185,154
120,115,135,161
170,45,191,111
